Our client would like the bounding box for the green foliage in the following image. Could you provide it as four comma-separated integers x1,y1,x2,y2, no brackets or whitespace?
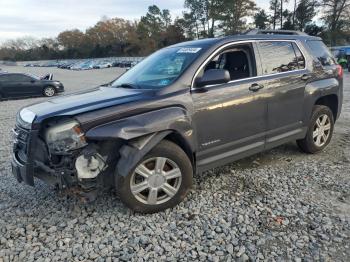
295,0,318,31
269,0,281,29
254,10,270,29
321,0,350,45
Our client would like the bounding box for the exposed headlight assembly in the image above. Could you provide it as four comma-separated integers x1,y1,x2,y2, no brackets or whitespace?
45,119,87,154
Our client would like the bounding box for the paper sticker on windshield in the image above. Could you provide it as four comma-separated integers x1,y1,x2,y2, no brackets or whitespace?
177,47,201,54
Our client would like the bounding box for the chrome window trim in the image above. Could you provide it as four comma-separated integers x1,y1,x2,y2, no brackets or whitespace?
191,39,307,90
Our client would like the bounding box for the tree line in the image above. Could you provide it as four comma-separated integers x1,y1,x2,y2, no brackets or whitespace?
1,0,349,61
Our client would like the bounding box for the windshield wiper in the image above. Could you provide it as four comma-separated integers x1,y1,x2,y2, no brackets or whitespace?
116,83,139,89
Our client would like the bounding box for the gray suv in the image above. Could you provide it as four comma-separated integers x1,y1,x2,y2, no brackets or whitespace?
11,31,343,213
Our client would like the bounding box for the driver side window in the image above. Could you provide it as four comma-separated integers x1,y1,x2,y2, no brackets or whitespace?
195,43,256,87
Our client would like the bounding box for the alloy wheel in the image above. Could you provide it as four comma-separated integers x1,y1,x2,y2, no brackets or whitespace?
44,87,55,97
130,157,182,205
313,114,331,147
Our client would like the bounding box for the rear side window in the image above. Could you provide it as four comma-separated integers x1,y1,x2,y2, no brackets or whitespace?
306,40,335,66
258,41,299,75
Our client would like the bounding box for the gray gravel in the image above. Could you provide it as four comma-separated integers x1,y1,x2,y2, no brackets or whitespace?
0,66,349,261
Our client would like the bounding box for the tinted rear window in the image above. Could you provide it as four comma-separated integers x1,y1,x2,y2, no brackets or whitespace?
258,41,299,75
306,40,335,66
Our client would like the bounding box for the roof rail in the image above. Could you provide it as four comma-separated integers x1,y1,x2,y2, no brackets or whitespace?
245,29,308,36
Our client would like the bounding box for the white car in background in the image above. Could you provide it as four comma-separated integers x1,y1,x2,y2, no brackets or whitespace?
70,60,94,70
93,61,113,69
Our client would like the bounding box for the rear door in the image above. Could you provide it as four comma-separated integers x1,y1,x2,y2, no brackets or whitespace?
0,74,22,97
255,40,309,147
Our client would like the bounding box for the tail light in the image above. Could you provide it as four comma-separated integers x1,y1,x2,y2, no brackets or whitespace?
336,64,343,78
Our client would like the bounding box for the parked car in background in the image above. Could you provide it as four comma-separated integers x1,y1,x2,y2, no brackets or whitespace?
41,61,59,67
119,60,132,68
70,60,95,70
0,73,64,99
24,62,40,67
93,60,113,69
60,61,78,69
130,61,138,67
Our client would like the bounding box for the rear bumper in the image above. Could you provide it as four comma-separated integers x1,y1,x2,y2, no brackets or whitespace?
337,79,343,120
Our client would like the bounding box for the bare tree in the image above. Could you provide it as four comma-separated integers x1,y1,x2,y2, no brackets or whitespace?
322,0,350,44
270,0,281,29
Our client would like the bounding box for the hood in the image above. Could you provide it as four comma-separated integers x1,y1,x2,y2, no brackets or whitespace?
27,86,146,123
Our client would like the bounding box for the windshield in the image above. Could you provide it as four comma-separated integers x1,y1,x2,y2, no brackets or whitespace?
111,46,203,89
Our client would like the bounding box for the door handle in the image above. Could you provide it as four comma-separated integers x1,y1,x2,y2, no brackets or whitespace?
249,83,264,92
301,74,312,81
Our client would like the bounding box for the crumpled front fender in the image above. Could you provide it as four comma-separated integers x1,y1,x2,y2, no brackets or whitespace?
84,107,195,177
116,131,171,177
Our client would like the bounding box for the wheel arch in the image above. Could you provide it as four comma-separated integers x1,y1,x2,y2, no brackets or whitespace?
164,131,195,169
314,94,338,121
116,129,196,178
304,78,341,123
43,85,56,95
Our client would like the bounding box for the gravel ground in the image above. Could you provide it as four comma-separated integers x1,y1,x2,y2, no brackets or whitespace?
0,66,349,261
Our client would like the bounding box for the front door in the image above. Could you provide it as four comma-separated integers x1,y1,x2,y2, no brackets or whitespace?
191,42,268,171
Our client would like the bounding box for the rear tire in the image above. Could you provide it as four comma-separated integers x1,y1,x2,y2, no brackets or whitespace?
43,86,56,97
297,105,334,153
117,140,193,213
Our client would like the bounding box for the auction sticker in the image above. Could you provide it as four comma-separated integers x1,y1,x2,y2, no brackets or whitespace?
177,47,201,53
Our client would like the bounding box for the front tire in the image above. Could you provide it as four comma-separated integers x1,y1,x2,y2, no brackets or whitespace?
43,86,56,97
297,105,334,153
117,140,193,213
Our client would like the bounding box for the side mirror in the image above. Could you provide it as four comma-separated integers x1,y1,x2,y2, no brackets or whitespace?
195,69,230,88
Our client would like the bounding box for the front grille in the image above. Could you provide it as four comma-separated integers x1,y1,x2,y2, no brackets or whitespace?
13,125,30,163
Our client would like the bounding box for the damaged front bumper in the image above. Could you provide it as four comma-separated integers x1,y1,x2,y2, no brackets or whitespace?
11,126,38,186
11,124,111,200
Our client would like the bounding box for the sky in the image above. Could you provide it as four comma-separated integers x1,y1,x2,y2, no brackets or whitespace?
0,0,293,44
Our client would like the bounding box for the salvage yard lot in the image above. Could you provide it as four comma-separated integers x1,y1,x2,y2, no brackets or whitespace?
0,65,349,261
